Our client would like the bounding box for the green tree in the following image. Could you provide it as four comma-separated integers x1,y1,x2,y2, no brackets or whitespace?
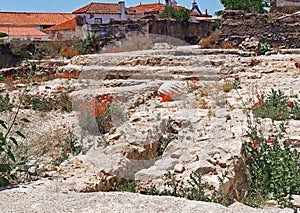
0,32,8,38
219,0,268,14
159,6,191,23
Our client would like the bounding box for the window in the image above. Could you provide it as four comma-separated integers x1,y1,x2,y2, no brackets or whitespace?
94,18,102,24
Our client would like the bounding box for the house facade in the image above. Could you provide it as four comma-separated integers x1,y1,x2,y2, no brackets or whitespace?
73,1,133,38
0,12,74,41
73,0,211,39
0,1,211,41
0,26,48,42
45,18,76,41
73,2,128,25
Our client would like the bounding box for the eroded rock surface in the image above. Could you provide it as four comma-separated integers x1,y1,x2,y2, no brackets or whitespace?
1,45,299,211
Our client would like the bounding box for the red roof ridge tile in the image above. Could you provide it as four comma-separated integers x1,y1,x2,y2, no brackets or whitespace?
45,18,76,31
0,12,75,26
73,2,122,14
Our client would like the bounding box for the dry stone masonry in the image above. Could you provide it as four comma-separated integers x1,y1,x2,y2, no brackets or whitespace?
219,10,300,48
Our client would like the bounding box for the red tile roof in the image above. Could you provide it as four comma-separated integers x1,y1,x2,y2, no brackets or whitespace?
128,3,165,15
0,12,74,26
0,26,47,37
73,2,122,14
45,18,76,31
128,3,197,16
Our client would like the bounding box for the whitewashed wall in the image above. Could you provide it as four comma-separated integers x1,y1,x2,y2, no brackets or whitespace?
8,35,48,42
277,0,300,7
79,13,123,24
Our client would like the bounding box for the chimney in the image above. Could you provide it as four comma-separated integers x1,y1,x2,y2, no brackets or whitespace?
171,0,177,6
118,1,126,20
165,0,171,7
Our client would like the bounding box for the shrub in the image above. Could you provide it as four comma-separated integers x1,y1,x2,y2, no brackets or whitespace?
157,135,178,156
29,94,51,111
0,93,12,112
221,41,234,49
81,34,100,54
259,42,270,55
234,86,300,208
222,75,241,92
159,6,191,23
199,32,220,49
252,89,300,121
113,180,137,193
52,130,82,166
0,32,8,38
220,0,268,13
0,109,30,186
23,90,72,113
57,92,72,113
74,94,126,135
243,122,300,207
144,170,231,206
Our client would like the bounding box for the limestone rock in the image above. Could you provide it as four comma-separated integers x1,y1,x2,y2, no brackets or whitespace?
158,81,186,100
291,195,300,208
238,37,260,55
174,164,185,173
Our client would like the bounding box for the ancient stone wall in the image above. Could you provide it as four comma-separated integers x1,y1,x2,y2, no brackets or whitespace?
149,20,215,44
84,19,215,45
80,19,150,41
271,0,300,13
219,10,300,48
0,43,19,68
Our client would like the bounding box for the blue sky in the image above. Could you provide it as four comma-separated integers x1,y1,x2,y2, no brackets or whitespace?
0,0,224,15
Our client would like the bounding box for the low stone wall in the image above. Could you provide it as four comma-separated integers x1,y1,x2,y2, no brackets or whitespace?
150,19,215,44
77,19,150,41
219,10,300,48
271,0,300,13
0,43,19,68
79,19,215,45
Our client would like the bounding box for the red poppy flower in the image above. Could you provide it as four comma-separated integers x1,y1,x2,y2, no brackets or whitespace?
253,102,262,107
253,141,258,147
234,74,239,78
101,101,107,108
266,139,272,144
160,93,171,103
223,77,227,81
256,94,260,99
286,102,293,107
249,98,253,103
191,77,198,83
63,149,68,153
107,95,113,101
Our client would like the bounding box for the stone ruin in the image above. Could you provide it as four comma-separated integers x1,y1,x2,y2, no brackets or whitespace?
270,0,300,13
218,10,300,48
